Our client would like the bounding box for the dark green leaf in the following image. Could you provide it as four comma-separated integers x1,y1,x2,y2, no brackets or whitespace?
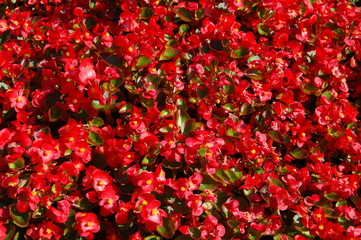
0,30,10,46
196,83,209,99
301,83,319,94
291,148,308,159
269,131,283,143
140,7,154,19
10,204,31,228
162,158,183,169
156,217,175,238
48,105,62,122
240,103,253,115
4,223,15,240
210,39,226,51
195,8,204,19
73,199,96,210
181,119,195,134
174,8,193,22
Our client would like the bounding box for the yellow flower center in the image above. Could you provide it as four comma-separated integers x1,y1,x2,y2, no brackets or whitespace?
46,228,52,234
87,222,93,227
79,148,86,153
69,137,74,141
251,149,256,154
44,150,51,155
181,187,186,191
152,209,159,215
146,180,152,185
16,97,23,102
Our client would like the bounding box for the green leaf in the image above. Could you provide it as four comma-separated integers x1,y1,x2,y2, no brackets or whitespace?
136,56,152,67
110,78,124,88
199,175,218,191
245,69,263,80
247,55,262,63
223,83,235,94
144,236,162,240
10,204,31,228
224,168,242,183
269,131,283,143
176,98,188,110
141,155,156,165
176,110,190,128
89,0,96,9
173,8,193,22
322,91,333,101
88,131,104,146
48,105,62,122
181,119,195,134
222,103,237,112
159,109,173,118
257,23,271,35
291,148,308,159
8,158,25,170
179,24,189,35
325,192,341,201
156,217,176,238
160,47,179,60
231,47,249,58
89,117,104,127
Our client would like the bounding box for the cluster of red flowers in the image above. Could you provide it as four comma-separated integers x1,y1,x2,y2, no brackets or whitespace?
1,0,361,239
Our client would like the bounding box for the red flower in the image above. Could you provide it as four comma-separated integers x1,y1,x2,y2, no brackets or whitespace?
79,59,96,84
0,222,6,239
200,215,225,240
74,212,100,240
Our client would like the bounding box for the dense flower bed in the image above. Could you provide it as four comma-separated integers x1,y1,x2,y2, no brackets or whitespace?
1,0,361,239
